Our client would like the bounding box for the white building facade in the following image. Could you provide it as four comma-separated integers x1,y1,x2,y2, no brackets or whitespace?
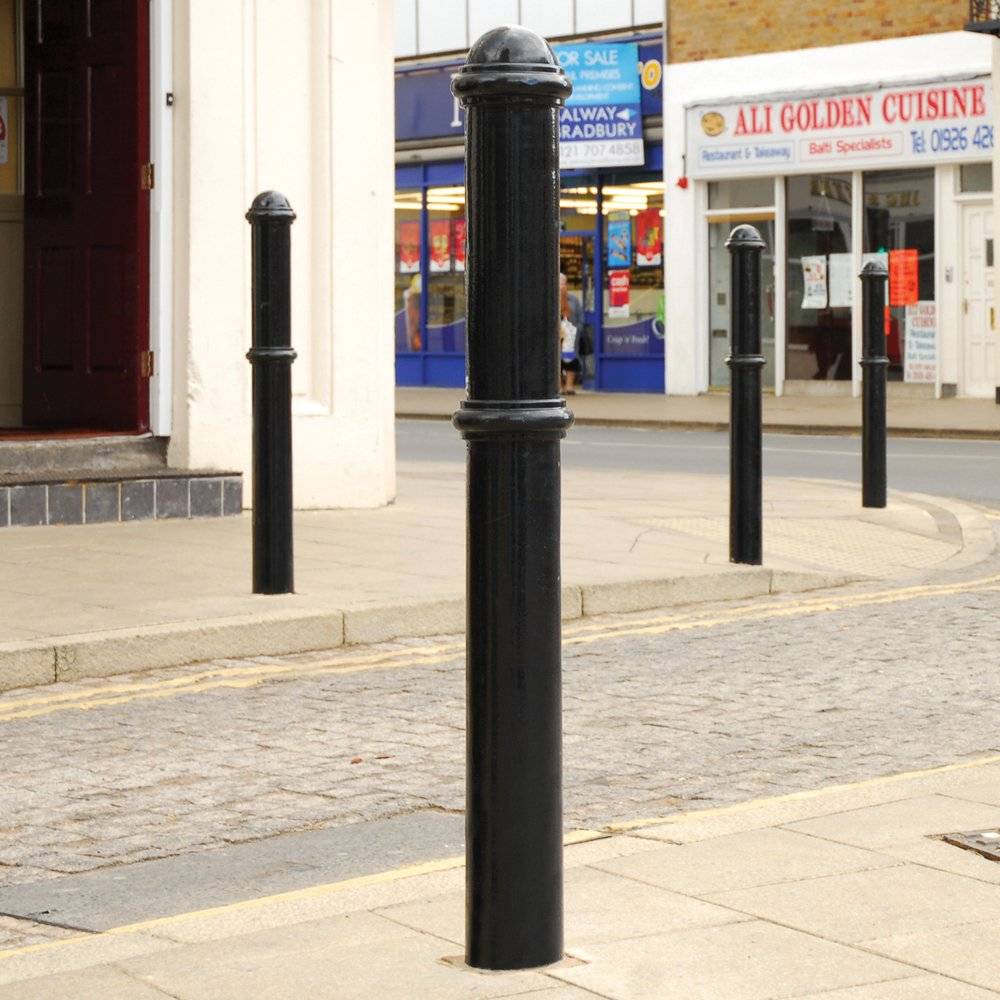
663,30,998,400
0,0,396,513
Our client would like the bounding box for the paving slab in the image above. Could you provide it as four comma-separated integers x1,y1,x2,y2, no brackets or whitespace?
783,794,1000,849
548,920,914,1000
865,921,1000,993
708,864,1000,944
119,911,553,1000
593,827,898,896
379,865,743,949
792,976,1000,998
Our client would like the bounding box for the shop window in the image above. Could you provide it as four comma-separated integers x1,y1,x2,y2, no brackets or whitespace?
785,173,853,382
394,190,422,353
560,176,600,231
706,179,776,390
425,186,466,353
863,169,935,383
708,178,774,210
961,163,993,194
601,179,665,363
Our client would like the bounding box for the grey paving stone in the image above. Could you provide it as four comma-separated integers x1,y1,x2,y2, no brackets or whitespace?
9,485,46,527
84,482,120,524
189,478,223,518
47,484,83,525
222,477,243,515
155,479,190,520
122,480,155,521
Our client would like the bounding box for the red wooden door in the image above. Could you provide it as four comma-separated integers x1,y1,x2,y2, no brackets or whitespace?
23,0,150,431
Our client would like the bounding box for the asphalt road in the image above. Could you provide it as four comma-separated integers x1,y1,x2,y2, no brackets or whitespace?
397,418,1000,508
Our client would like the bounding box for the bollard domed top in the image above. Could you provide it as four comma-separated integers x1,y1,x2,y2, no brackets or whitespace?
860,259,888,279
724,224,766,252
452,25,572,103
246,191,296,224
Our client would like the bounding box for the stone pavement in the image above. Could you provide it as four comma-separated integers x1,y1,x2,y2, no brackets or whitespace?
398,386,1000,438
0,458,993,691
5,758,1000,997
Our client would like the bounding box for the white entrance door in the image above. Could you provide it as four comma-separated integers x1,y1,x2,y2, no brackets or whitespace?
962,202,996,398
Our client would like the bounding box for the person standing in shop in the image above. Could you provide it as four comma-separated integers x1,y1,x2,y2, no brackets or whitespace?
559,273,584,394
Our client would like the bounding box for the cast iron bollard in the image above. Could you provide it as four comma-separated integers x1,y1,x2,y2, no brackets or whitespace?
451,27,573,971
245,191,297,594
860,259,889,508
726,225,766,565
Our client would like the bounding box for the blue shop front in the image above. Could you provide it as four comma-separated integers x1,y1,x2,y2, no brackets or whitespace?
395,35,666,393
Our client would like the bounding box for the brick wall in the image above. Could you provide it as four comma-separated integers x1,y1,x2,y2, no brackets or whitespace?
669,0,969,63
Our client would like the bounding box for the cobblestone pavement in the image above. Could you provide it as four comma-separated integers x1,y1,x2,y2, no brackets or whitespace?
1,530,999,922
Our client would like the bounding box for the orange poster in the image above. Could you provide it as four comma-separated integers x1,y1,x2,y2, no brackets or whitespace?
889,248,919,307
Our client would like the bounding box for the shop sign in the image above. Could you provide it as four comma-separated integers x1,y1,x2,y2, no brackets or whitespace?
608,269,631,317
395,40,662,145
636,208,662,267
801,256,828,309
889,248,919,306
687,78,992,178
607,215,632,268
904,301,936,383
429,219,451,272
453,218,466,273
0,97,7,165
398,221,420,274
557,42,644,168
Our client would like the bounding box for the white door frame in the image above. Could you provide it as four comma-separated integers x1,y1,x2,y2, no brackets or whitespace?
149,0,173,437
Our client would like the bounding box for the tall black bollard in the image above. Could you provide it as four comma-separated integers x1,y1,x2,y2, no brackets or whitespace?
860,260,889,508
245,191,297,594
726,225,766,565
451,27,573,971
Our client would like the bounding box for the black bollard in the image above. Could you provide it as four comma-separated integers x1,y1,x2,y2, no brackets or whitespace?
245,191,297,594
860,259,889,508
451,27,573,971
726,225,766,565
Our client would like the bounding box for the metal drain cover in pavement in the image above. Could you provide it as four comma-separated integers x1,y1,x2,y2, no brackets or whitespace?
941,829,1000,862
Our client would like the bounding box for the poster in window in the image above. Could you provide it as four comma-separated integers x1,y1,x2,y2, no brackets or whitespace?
607,216,632,269
429,219,451,273
398,220,420,274
635,208,662,267
801,255,827,309
889,248,919,306
453,218,466,273
904,301,936,383
827,253,853,308
608,269,630,318
0,97,7,166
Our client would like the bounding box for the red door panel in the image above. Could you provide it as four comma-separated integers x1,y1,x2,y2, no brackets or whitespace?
23,0,150,431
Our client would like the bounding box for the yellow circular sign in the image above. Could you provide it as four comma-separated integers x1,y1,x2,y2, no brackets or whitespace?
640,59,662,92
701,111,726,137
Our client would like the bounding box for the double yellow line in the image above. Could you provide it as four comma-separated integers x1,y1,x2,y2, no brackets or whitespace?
1,572,998,724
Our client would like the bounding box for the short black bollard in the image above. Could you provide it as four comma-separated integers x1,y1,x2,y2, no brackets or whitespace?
726,225,766,565
860,259,889,508
245,191,297,595
451,27,573,972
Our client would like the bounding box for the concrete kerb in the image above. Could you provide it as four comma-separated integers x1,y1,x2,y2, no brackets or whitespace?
0,568,850,694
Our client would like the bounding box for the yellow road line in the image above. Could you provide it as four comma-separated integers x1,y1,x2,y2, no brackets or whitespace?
606,752,1000,832
4,749,1000,963
0,829,608,961
2,573,999,723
